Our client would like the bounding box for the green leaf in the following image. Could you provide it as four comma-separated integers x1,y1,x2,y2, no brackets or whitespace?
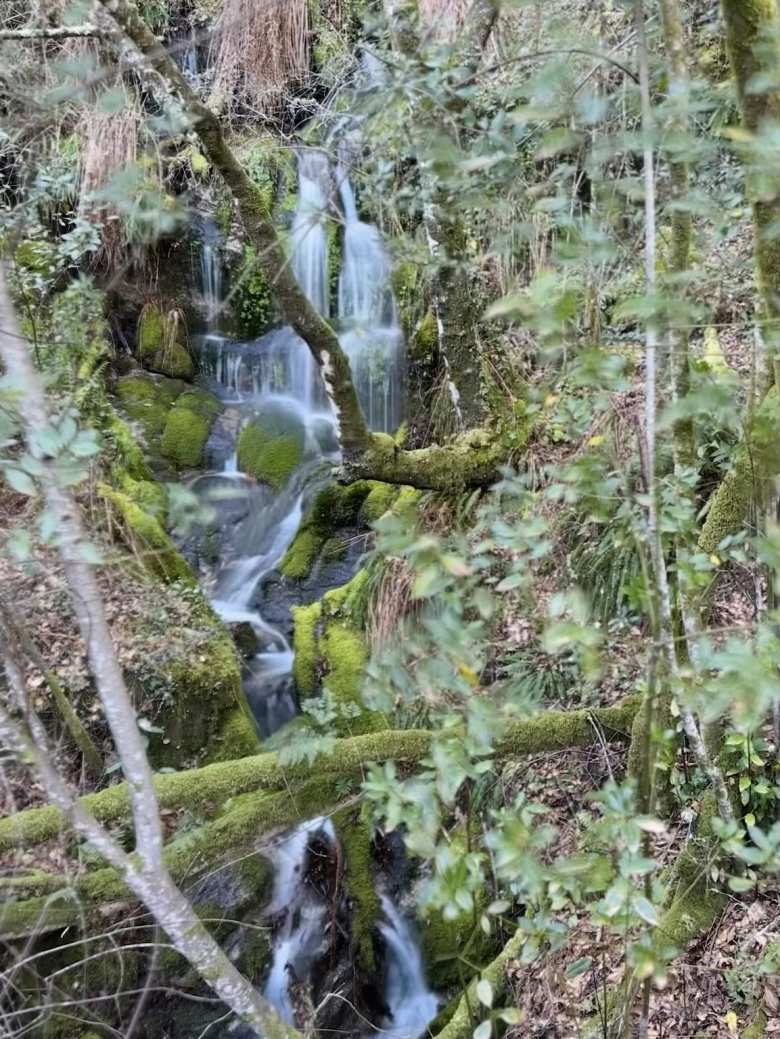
476,979,493,1008
4,467,36,495
473,1020,492,1039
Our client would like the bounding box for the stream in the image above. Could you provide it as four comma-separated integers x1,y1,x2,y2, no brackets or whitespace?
183,151,436,1035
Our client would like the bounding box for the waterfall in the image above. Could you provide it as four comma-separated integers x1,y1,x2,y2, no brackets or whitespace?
336,165,404,433
377,895,439,1039
263,818,336,1025
291,150,332,318
199,219,223,330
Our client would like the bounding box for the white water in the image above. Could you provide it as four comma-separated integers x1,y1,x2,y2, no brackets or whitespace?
199,150,402,432
377,896,439,1039
263,818,336,1024
200,220,222,330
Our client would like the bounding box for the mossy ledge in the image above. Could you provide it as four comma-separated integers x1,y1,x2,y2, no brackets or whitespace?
0,699,638,853
333,806,380,973
280,481,374,581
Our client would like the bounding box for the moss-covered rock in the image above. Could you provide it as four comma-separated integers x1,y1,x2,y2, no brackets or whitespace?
360,482,398,524
292,571,384,734
292,601,322,699
211,705,263,762
280,481,373,581
98,483,194,585
237,403,305,490
161,388,223,470
115,372,189,447
334,806,380,972
137,301,194,380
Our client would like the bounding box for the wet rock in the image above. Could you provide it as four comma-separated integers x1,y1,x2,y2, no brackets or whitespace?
230,621,259,659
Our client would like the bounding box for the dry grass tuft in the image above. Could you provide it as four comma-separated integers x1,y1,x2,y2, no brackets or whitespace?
209,0,309,117
418,0,472,37
367,557,416,650
78,93,141,268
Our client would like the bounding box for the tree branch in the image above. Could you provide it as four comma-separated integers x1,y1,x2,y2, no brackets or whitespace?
0,25,101,39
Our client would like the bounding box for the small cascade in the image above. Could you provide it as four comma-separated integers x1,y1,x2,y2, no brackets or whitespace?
263,817,336,1025
377,895,439,1039
200,219,223,330
337,164,404,433
291,150,332,319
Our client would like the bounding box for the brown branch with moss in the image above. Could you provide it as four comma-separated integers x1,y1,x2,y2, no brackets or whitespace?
0,700,639,854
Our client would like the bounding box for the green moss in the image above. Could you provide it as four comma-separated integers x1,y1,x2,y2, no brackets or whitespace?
161,388,222,469
321,536,348,564
232,244,276,338
113,469,167,519
699,386,780,553
320,622,367,707
98,484,195,585
435,930,525,1039
280,481,373,581
334,806,379,972
420,906,499,990
161,609,246,767
292,601,322,698
322,568,371,625
361,482,399,524
212,706,263,762
105,411,153,481
280,526,322,580
412,310,438,359
115,373,189,453
237,407,305,490
138,301,194,380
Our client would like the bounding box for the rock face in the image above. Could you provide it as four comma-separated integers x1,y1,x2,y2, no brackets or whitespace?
137,300,195,380
236,400,306,490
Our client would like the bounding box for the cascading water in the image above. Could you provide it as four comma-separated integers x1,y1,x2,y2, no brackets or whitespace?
182,143,432,1038
337,164,403,432
377,895,439,1039
199,149,402,432
200,218,223,330
263,817,335,1024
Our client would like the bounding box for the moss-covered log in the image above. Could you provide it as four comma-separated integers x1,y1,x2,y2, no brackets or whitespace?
433,929,524,1039
0,700,638,852
0,778,345,940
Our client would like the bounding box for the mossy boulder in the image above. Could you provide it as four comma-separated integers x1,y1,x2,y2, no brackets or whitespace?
161,388,223,470
280,481,375,582
236,403,305,490
115,372,189,448
137,301,194,380
291,570,384,734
